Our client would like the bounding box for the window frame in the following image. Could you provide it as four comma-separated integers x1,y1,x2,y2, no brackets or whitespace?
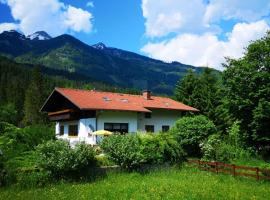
145,125,154,132
68,124,78,137
162,125,170,132
104,123,129,134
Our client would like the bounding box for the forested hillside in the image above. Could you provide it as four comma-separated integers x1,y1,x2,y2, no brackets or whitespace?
0,56,139,126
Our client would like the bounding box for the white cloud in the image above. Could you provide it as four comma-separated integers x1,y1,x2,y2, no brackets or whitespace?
204,0,270,25
0,0,94,36
142,0,206,37
141,20,270,70
0,22,19,33
86,1,94,8
64,6,93,33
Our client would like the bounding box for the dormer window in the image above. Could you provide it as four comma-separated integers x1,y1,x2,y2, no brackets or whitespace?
121,99,128,103
103,97,111,102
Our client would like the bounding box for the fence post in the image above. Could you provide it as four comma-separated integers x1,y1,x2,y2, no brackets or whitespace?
232,164,236,177
215,162,219,174
256,167,259,181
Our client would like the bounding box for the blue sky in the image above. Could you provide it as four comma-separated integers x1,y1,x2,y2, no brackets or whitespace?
0,0,270,70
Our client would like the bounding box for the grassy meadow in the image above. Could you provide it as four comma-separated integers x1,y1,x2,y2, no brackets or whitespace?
1,166,269,200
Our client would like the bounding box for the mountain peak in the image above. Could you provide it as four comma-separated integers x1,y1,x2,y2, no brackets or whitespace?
27,31,52,40
92,42,106,50
1,30,26,39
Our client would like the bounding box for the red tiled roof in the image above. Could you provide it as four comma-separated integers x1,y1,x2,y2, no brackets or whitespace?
54,87,198,112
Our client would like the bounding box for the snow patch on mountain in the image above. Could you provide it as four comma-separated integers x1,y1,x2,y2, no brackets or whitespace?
27,31,52,40
92,42,106,50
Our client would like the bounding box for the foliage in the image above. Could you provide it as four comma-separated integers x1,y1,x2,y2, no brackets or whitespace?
101,133,185,170
36,140,96,179
0,104,18,125
23,67,46,125
1,167,270,199
174,68,222,124
222,32,270,149
139,133,186,164
0,123,54,159
101,134,143,170
95,154,115,166
201,122,256,163
170,115,216,157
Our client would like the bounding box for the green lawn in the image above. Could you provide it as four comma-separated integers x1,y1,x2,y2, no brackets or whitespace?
1,166,270,200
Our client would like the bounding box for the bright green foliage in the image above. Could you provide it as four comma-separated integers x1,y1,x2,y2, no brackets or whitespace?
36,140,96,179
101,133,185,170
139,133,186,164
201,122,256,163
0,122,54,158
223,32,270,149
170,115,216,156
101,134,143,169
0,104,18,125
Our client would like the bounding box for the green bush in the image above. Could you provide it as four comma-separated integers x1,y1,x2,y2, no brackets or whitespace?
170,115,216,156
101,133,185,170
0,123,54,159
101,134,143,170
36,140,96,179
201,133,256,163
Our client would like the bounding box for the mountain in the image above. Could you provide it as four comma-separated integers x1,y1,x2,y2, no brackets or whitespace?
0,30,205,94
27,31,52,40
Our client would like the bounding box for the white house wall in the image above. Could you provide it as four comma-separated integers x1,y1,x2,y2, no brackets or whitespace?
138,109,181,132
97,110,138,132
56,118,96,145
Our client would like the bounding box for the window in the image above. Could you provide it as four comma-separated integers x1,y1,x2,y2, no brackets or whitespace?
145,125,154,132
145,113,152,118
104,123,128,134
162,125,170,132
60,125,64,136
68,125,78,136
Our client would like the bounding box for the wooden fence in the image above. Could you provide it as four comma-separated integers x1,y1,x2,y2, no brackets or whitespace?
188,159,270,181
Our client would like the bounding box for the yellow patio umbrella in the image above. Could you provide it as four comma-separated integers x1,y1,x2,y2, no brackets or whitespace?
92,130,113,136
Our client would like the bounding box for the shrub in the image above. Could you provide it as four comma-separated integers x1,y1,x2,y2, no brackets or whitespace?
36,140,96,179
139,133,186,164
101,133,186,170
170,115,216,156
101,135,143,170
201,133,256,163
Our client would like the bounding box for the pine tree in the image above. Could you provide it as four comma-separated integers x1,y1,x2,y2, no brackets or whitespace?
23,67,46,125
174,69,198,105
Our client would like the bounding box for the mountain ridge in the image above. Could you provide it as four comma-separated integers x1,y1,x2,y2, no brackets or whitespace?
0,30,207,94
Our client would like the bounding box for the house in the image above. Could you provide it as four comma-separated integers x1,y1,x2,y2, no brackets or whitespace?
41,88,198,145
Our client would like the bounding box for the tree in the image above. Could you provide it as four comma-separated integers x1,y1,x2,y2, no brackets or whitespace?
23,67,46,125
174,69,198,107
174,68,222,124
222,32,270,149
170,115,217,157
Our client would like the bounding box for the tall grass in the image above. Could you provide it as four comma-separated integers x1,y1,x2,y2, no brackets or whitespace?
0,166,269,200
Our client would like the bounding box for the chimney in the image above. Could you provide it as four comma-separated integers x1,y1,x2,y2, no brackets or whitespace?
143,90,151,100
